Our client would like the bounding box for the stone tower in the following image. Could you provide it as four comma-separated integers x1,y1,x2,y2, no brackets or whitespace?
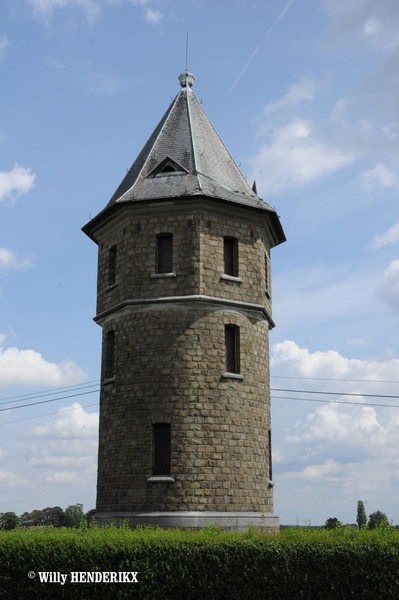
82,71,286,531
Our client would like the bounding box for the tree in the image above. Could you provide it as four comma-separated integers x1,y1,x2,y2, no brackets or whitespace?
42,506,66,527
0,512,20,530
356,500,367,529
19,512,31,527
324,517,342,529
368,511,389,529
64,504,85,528
28,509,46,527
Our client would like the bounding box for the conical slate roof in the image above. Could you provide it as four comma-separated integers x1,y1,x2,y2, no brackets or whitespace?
83,72,285,245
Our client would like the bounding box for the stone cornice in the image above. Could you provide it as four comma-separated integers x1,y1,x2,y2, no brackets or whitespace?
94,294,275,329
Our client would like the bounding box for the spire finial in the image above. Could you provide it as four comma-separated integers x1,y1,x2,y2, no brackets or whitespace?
178,32,195,88
178,71,195,88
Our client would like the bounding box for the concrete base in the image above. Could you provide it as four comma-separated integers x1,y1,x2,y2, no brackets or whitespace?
94,511,279,532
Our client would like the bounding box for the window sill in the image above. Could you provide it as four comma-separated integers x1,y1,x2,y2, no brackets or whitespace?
221,372,244,380
102,376,116,385
105,283,117,292
268,481,275,488
220,274,242,283
150,272,177,279
147,476,175,483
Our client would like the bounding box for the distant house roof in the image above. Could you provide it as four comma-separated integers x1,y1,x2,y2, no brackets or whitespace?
83,72,285,246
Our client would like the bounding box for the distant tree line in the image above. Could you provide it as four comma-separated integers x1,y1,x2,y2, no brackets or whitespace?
0,504,87,530
324,500,391,530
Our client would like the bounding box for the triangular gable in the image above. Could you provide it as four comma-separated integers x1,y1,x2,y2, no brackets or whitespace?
147,156,189,178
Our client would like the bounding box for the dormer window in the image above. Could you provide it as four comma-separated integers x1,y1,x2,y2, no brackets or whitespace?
147,157,189,178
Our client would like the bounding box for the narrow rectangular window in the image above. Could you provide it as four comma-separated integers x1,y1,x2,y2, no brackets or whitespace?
157,234,173,274
265,252,268,292
223,237,238,276
108,246,117,286
105,330,115,379
153,423,171,475
268,429,273,481
225,325,240,373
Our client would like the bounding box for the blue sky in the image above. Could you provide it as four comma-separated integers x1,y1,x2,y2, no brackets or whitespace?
1,0,399,526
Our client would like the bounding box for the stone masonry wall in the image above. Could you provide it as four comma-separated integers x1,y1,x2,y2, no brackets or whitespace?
97,306,273,513
94,200,273,320
94,198,276,514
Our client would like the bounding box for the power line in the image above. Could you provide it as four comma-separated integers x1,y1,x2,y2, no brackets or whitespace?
0,402,99,426
0,389,100,413
271,375,399,384
271,395,399,409
0,380,100,405
271,388,399,400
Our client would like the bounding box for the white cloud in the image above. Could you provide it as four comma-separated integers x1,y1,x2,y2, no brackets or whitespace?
0,36,10,62
346,337,369,345
361,163,397,190
271,340,399,381
371,221,399,249
291,459,342,481
249,119,354,195
28,0,99,21
0,336,88,387
272,340,399,513
0,164,36,204
330,98,350,124
28,454,93,467
144,7,162,25
31,402,98,438
25,404,98,488
0,248,33,274
376,259,399,313
43,471,80,483
285,403,385,446
382,123,399,140
27,0,163,24
324,0,399,50
0,469,17,482
263,77,319,115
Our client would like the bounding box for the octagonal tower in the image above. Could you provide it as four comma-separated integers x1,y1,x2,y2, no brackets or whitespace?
82,72,286,531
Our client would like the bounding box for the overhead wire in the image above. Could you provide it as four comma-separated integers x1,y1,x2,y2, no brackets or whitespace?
0,381,100,408
271,394,399,410
0,374,397,423
0,402,99,427
0,389,100,413
271,388,399,400
271,375,399,384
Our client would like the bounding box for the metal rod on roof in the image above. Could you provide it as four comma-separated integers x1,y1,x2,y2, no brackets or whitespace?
186,32,189,72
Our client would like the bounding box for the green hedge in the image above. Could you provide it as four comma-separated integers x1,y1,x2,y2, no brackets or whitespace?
1,525,399,599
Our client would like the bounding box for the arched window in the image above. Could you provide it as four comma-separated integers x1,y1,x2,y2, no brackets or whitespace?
156,233,173,274
153,423,171,475
223,236,238,277
225,325,240,374
104,330,115,379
